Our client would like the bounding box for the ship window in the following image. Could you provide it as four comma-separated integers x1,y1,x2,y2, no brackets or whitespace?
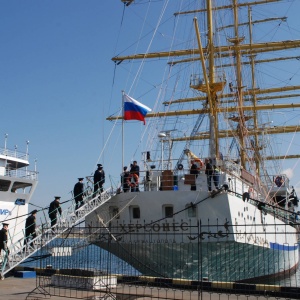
164,205,173,218
132,207,140,219
11,182,32,194
0,179,11,191
109,206,120,219
186,204,197,218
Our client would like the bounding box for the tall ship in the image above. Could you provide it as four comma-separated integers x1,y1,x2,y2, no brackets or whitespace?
0,137,38,256
86,0,300,282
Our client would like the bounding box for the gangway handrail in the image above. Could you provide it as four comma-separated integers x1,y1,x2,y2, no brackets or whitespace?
0,188,116,279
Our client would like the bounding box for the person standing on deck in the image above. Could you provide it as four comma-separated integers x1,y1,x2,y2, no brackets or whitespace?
205,158,213,193
48,196,62,232
212,165,220,191
23,210,37,251
130,161,140,177
190,160,199,191
130,161,140,192
74,178,85,212
93,164,105,196
121,166,130,193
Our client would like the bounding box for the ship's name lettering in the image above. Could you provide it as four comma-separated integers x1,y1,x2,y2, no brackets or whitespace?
236,231,268,246
119,222,189,233
0,209,11,216
187,222,230,240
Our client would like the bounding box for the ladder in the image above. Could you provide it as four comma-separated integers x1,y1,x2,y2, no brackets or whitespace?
0,188,115,279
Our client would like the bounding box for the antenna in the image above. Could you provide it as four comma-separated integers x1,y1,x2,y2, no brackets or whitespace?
26,140,30,157
4,133,8,150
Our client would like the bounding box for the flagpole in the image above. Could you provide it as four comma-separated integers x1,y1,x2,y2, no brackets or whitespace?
122,90,125,173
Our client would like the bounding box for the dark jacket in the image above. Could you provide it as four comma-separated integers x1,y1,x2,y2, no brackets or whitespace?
205,161,213,176
121,171,130,185
0,227,8,250
74,181,84,200
25,215,36,236
94,169,105,185
190,163,199,177
48,200,62,217
130,165,140,177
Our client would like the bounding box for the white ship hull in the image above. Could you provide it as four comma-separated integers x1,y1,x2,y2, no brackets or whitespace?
87,188,299,282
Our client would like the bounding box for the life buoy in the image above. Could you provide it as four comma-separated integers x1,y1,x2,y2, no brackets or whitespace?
193,158,204,170
177,164,184,170
129,173,139,185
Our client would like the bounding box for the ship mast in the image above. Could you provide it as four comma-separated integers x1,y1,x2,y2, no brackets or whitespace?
248,6,261,176
190,0,225,161
207,0,219,161
231,0,247,169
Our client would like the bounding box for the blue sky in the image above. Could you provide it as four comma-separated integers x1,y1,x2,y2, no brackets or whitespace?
1,0,300,214
0,1,126,211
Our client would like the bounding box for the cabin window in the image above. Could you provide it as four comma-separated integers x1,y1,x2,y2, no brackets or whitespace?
109,206,120,219
0,179,11,191
186,204,197,218
164,205,174,218
129,206,140,219
11,182,32,194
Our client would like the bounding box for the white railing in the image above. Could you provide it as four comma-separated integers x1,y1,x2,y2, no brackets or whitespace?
4,168,38,180
0,147,28,160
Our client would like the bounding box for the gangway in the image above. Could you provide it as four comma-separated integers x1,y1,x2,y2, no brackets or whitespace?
0,188,115,279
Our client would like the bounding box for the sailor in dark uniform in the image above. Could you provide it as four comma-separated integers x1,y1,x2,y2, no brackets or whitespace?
121,166,130,193
0,223,9,255
48,196,62,231
190,160,199,191
24,210,37,250
205,158,213,192
73,178,85,212
93,164,105,196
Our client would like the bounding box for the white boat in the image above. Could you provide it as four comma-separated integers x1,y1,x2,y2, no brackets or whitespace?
0,138,38,253
86,0,300,282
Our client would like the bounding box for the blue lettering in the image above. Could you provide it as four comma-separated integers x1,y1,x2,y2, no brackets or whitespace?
0,209,11,215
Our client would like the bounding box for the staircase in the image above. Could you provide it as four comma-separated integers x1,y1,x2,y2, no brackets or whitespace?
0,188,115,279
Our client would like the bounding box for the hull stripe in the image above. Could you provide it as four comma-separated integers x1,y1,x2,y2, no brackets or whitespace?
270,243,298,251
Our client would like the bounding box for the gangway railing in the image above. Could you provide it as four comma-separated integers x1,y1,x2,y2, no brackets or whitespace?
0,188,116,279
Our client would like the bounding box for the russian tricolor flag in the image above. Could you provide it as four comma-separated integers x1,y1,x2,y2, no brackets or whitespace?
123,93,151,125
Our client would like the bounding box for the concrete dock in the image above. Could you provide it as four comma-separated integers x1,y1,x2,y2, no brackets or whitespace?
0,275,290,300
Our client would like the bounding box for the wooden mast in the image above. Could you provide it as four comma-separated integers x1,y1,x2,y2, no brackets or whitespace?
248,6,261,175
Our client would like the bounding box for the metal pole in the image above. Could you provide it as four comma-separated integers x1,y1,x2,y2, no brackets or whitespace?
4,134,8,151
